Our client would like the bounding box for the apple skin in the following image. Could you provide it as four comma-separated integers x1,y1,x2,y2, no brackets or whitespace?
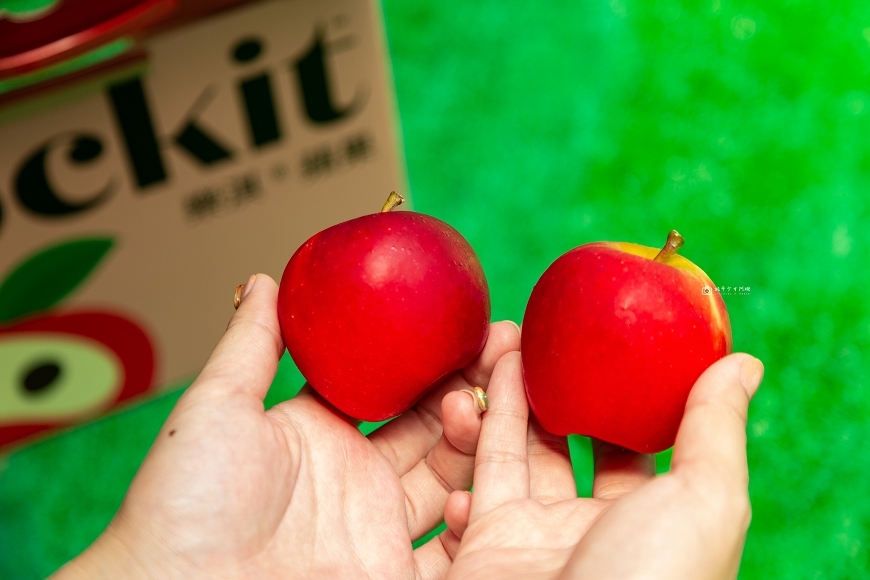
521,241,731,454
0,310,156,449
278,211,490,422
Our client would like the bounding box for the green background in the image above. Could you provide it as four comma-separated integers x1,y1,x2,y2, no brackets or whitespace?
3,0,870,577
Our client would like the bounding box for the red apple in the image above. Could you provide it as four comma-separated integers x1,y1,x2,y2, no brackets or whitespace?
277,193,490,421
0,310,156,449
521,231,732,453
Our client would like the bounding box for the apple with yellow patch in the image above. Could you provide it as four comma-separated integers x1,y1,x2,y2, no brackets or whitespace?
521,231,732,453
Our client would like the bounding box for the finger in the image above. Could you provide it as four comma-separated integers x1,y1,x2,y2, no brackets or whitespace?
590,439,655,500
671,353,764,490
462,320,521,390
444,490,472,539
470,351,530,519
190,274,284,401
410,490,469,577
412,528,462,580
402,389,482,538
527,416,576,503
369,321,521,475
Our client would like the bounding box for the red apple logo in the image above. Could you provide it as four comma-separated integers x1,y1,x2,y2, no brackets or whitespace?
0,237,156,449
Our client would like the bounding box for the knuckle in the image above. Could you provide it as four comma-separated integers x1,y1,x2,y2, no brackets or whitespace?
476,447,526,466
487,407,527,422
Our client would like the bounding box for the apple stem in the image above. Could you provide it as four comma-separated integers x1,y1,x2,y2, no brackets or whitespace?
381,191,405,213
653,230,684,262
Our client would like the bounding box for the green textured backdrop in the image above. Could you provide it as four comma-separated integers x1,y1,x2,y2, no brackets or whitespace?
3,0,870,577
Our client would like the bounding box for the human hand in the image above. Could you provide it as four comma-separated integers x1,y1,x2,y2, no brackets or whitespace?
443,351,763,580
53,274,520,580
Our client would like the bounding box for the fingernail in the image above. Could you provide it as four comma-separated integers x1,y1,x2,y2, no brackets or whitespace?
505,320,521,335
234,274,257,309
242,274,257,300
739,357,764,397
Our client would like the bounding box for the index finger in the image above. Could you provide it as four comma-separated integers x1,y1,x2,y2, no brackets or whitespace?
670,353,764,489
470,351,530,519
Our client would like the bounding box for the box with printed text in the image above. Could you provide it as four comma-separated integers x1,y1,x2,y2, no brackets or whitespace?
0,0,407,449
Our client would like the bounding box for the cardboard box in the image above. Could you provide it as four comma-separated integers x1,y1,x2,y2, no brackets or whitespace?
0,0,407,449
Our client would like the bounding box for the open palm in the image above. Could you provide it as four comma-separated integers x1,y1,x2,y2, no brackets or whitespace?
56,274,519,580
443,351,763,580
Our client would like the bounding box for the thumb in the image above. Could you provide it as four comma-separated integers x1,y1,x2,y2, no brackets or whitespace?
670,353,764,489
191,273,285,401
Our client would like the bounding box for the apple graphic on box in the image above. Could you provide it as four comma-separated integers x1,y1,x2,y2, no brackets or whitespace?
277,193,490,422
0,237,156,449
0,0,176,78
521,231,731,454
